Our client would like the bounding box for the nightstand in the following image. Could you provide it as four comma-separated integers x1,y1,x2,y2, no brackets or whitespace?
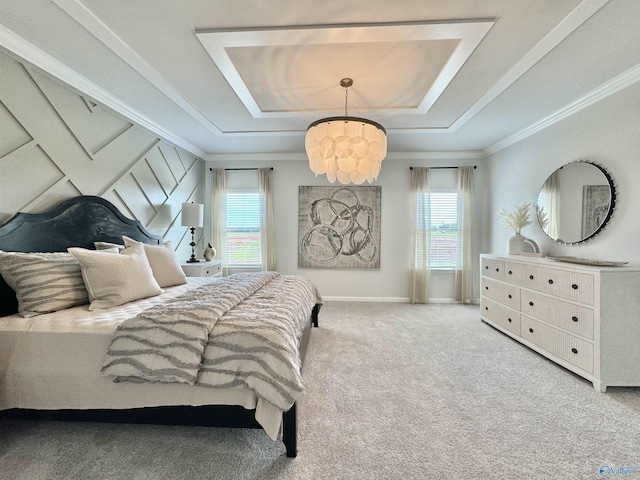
180,260,222,278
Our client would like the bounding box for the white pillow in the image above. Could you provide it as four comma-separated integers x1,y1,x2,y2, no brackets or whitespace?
68,243,162,310
122,236,187,287
0,251,88,317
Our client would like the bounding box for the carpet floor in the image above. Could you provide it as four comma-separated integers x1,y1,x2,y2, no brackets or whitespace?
2,302,640,479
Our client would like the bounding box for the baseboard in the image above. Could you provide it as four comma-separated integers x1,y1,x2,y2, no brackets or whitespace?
428,298,459,304
427,298,480,304
322,296,410,303
322,296,479,304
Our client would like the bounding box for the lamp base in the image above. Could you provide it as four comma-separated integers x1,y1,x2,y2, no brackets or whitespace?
186,227,199,264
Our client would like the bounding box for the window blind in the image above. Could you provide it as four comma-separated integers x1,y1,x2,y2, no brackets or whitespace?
224,191,262,266
415,190,462,269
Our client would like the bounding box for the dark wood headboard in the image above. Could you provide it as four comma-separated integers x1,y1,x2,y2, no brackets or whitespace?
0,195,161,317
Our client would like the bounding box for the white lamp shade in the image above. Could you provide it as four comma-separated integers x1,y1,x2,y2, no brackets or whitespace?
181,202,204,227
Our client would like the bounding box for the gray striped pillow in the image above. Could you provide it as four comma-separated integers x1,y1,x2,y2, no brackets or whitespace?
0,251,89,317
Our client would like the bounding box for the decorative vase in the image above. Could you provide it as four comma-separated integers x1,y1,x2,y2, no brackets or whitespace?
507,232,525,255
204,243,217,261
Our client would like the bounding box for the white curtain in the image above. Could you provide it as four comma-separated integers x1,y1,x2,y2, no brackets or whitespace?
410,167,430,304
541,170,560,239
210,168,226,275
258,168,276,271
455,166,475,304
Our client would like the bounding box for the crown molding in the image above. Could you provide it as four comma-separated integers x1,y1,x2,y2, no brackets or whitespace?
52,0,223,137
449,0,610,133
386,151,485,160
205,150,484,162
0,24,206,159
206,153,305,162
484,61,640,156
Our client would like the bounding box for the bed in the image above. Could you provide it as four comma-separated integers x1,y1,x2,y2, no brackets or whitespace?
0,195,321,457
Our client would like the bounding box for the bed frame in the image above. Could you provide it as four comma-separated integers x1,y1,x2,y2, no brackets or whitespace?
0,195,320,457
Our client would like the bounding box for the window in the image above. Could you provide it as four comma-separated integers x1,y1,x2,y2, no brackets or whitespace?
415,190,462,270
223,190,262,267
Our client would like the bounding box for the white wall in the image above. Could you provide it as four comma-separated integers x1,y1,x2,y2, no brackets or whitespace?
485,80,640,263
207,155,485,301
0,51,205,260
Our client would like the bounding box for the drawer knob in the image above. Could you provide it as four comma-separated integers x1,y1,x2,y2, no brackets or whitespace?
485,286,489,290
572,284,578,290
496,268,500,272
529,275,534,280
529,301,534,307
548,279,554,284
571,348,578,354
206,270,210,274
508,294,512,299
485,307,488,311
508,270,513,275
572,316,578,322
485,265,488,270
508,318,512,323
529,328,534,333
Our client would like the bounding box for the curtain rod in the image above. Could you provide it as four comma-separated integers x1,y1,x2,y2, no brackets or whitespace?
209,167,274,171
409,165,476,170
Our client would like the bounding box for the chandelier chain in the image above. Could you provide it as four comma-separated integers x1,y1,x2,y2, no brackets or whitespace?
344,84,348,117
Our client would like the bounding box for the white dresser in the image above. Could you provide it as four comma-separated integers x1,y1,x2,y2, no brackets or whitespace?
480,254,640,392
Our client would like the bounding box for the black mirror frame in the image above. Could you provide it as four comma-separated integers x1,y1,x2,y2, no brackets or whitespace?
538,160,616,245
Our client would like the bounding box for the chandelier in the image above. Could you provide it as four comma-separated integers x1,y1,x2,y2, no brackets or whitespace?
305,78,387,185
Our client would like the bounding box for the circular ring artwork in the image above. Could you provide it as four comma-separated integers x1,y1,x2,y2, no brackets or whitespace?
298,186,381,268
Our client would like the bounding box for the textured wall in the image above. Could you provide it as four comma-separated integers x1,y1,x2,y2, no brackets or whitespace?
0,51,204,259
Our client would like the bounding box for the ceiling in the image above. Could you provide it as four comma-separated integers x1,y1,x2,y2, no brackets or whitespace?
1,0,639,159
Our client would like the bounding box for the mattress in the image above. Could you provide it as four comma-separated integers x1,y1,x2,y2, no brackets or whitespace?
0,277,283,438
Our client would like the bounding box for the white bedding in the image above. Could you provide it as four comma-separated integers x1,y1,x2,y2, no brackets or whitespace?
0,277,284,439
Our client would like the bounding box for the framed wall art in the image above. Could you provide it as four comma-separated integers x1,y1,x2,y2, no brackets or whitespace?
581,184,610,238
298,186,381,269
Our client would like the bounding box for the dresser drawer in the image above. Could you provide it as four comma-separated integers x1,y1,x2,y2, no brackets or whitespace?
180,261,222,277
482,258,505,280
481,277,520,310
518,265,594,305
520,316,594,373
503,261,525,285
520,290,594,340
481,297,520,335
512,263,541,289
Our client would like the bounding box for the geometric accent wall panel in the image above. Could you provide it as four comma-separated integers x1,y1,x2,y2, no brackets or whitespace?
33,70,133,157
131,159,169,209
0,100,32,159
110,172,160,227
26,180,83,217
159,143,189,183
145,146,179,195
0,51,204,259
0,143,64,223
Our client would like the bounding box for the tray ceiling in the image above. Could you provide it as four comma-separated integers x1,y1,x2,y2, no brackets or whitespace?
196,20,493,118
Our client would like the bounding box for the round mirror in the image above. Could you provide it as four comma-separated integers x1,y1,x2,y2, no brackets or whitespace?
537,161,616,244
